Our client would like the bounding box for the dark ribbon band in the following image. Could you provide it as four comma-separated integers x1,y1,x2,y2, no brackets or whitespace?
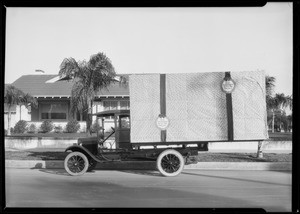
225,72,234,141
160,74,167,142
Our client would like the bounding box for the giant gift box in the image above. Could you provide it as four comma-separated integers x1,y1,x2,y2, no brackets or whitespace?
129,71,268,143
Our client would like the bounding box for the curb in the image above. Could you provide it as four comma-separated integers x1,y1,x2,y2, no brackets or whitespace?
5,160,292,171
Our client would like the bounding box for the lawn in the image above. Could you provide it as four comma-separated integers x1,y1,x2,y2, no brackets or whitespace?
5,148,292,162
268,131,292,141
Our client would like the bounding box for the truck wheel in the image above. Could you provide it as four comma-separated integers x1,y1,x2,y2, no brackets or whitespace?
156,149,184,177
64,152,89,176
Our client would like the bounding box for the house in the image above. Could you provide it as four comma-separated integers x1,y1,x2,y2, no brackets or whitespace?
4,74,129,132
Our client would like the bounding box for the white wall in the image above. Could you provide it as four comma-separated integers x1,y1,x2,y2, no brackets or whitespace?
4,105,31,130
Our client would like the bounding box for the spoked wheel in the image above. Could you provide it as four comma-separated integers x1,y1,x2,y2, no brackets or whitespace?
87,159,97,172
64,152,89,176
156,149,184,177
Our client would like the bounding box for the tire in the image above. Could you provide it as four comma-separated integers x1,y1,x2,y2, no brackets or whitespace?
87,159,97,172
156,149,184,177
64,152,89,176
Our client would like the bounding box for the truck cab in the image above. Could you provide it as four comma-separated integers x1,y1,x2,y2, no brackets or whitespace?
94,109,131,149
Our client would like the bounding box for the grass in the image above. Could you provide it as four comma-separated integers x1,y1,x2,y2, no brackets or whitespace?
268,131,292,141
197,152,292,162
5,148,292,162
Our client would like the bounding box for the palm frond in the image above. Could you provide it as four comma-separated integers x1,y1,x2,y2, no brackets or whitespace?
5,85,25,106
22,93,38,108
88,52,116,76
116,75,128,88
265,76,276,97
59,57,82,80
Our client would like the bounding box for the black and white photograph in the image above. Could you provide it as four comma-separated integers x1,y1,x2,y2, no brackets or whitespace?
3,2,295,213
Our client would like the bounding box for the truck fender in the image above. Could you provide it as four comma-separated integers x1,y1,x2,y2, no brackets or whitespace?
65,145,100,162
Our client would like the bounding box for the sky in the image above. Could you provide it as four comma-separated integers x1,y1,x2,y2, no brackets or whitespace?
5,3,293,96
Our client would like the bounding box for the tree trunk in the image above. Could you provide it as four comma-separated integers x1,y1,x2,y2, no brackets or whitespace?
7,107,11,135
85,100,93,136
86,114,93,136
272,110,275,133
20,105,22,120
256,141,263,158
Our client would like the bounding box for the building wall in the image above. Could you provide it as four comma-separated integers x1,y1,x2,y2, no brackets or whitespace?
4,105,31,130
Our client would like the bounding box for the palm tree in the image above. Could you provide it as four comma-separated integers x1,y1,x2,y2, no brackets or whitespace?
287,113,292,132
265,76,292,132
19,93,38,120
4,85,37,135
59,52,127,136
267,93,292,132
265,75,276,98
5,85,23,135
265,76,276,133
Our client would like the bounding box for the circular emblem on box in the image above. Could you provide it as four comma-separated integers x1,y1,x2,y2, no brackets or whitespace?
221,79,235,93
156,114,169,130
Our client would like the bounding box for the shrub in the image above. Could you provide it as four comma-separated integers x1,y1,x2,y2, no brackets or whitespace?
66,120,80,133
91,121,102,133
28,124,37,133
13,120,28,134
54,125,63,133
40,120,54,133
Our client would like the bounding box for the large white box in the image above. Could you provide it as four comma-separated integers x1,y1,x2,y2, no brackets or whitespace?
129,71,268,143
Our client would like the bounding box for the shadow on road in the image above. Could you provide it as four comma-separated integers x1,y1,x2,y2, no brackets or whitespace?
182,171,291,187
118,170,163,177
37,169,70,176
36,168,97,176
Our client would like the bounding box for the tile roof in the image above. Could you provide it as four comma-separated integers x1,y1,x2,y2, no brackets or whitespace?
12,74,129,97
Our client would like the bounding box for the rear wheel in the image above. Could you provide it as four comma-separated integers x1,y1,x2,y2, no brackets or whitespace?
64,152,89,176
156,149,184,177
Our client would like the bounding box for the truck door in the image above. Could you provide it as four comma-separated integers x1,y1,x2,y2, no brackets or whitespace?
115,115,131,149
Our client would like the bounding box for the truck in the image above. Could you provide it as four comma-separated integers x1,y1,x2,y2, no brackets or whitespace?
64,71,268,177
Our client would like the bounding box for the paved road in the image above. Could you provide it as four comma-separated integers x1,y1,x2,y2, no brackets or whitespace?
5,168,291,212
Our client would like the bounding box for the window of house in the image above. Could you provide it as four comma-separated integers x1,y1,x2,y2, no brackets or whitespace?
103,100,129,119
120,101,130,110
103,101,118,111
103,100,130,111
40,103,67,120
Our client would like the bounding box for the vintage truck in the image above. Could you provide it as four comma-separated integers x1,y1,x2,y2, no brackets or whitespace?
64,71,268,176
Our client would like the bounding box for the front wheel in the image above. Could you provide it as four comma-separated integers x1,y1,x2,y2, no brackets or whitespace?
156,149,184,177
64,152,89,176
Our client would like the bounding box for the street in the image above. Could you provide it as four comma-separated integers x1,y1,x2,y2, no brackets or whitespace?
5,168,291,212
